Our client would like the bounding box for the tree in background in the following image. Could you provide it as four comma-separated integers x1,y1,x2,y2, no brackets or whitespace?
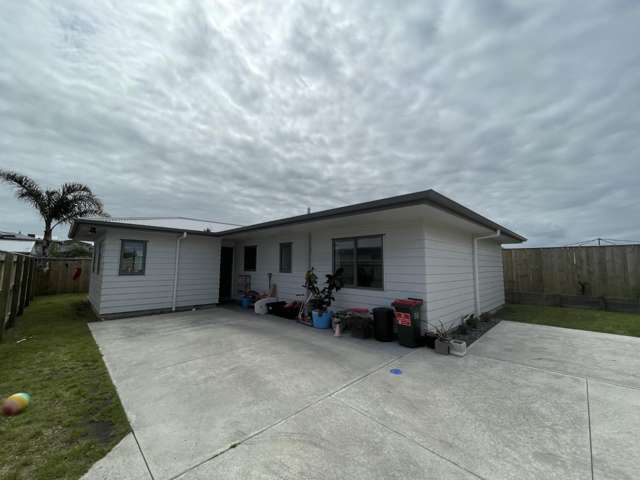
0,170,108,256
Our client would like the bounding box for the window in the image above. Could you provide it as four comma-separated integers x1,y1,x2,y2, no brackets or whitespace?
119,240,147,275
279,242,292,273
333,235,383,289
244,245,257,271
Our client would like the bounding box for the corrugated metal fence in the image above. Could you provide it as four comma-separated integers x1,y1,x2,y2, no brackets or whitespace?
0,252,91,341
503,245,640,312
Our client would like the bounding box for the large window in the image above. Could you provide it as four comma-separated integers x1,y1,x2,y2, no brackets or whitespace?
279,242,292,273
333,235,383,289
244,245,257,271
119,240,147,275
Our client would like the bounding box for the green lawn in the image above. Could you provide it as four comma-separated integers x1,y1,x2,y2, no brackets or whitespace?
0,294,129,480
498,303,640,337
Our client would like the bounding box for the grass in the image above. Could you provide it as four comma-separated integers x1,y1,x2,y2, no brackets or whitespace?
497,303,640,337
0,294,129,480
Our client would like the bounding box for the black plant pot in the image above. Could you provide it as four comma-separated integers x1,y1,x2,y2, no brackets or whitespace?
424,334,437,349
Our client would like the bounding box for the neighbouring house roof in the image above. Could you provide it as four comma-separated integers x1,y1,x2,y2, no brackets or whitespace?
0,240,36,253
0,230,37,241
0,231,38,253
69,216,242,237
69,190,526,242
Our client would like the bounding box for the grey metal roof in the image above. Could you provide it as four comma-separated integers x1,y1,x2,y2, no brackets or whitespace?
0,239,36,253
69,190,526,242
69,216,241,237
0,230,37,240
217,190,526,242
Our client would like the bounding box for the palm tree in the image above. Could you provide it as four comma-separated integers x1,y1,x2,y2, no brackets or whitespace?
0,170,108,256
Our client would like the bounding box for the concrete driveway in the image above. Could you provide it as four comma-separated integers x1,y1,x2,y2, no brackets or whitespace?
84,309,640,480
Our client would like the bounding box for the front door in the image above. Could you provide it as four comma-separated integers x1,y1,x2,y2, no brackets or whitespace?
219,246,234,302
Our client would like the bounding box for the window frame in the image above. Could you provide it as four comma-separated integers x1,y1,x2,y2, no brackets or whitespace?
332,234,384,290
243,245,257,272
118,239,147,276
279,242,293,274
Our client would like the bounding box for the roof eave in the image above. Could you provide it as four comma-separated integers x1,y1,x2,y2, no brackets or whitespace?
69,219,220,238
216,190,526,242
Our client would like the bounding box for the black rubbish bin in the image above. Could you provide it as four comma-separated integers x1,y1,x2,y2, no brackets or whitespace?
372,307,395,342
349,313,372,339
392,298,424,348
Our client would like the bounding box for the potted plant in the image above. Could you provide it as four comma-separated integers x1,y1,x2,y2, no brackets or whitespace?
423,331,438,349
434,323,450,355
303,268,344,329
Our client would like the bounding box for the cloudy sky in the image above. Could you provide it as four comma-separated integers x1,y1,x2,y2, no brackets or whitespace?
1,0,639,247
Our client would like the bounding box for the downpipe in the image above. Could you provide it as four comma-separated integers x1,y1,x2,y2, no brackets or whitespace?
172,232,187,312
473,229,501,317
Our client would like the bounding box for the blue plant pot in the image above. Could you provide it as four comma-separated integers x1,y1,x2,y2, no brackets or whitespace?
312,310,332,329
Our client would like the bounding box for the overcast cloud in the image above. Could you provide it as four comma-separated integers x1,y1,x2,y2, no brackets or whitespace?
1,0,639,246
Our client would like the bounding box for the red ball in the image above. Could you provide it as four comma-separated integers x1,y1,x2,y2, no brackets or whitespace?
2,400,19,416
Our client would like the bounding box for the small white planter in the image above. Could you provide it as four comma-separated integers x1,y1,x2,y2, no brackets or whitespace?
449,339,467,357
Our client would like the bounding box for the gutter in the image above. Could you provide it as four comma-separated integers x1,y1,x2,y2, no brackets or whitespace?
172,232,187,312
473,229,501,317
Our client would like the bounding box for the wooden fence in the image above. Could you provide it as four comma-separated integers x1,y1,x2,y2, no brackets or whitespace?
503,245,640,312
0,253,91,341
0,251,36,341
33,257,91,296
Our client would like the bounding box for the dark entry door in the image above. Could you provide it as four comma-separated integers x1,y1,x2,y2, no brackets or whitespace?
219,247,234,302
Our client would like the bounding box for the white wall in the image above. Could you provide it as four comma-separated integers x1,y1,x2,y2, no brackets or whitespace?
91,228,221,316
87,232,105,313
424,222,505,330
232,231,309,301
311,221,427,321
176,235,221,308
231,219,429,328
477,240,505,313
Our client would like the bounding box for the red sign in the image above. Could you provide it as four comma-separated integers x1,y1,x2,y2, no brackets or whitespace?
396,311,412,327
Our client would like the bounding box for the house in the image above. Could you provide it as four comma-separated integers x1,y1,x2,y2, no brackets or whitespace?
32,239,93,258
0,231,38,254
68,190,526,330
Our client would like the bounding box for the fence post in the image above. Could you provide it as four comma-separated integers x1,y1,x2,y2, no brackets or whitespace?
2,253,16,333
24,257,35,307
17,255,30,316
0,253,8,341
8,255,25,328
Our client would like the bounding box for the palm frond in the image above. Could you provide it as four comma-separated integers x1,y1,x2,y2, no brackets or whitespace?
0,169,47,217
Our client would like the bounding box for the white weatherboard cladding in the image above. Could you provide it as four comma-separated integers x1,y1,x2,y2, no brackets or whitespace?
424,222,505,330
93,228,221,315
232,231,310,301
88,232,105,313
176,235,221,308
232,220,429,330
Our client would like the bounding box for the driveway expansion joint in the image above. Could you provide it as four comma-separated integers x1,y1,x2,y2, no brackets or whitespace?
334,396,488,480
585,380,595,480
170,350,413,480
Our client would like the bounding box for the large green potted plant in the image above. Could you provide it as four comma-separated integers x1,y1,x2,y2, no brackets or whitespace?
303,268,344,328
